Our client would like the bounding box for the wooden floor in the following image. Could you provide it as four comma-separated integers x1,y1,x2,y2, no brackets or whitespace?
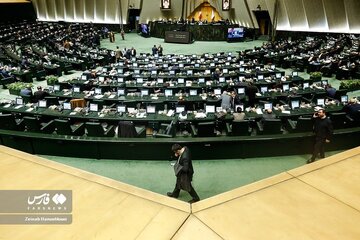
0,145,360,239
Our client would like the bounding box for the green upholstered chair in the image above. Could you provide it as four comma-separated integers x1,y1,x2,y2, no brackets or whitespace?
85,122,115,137
54,119,85,136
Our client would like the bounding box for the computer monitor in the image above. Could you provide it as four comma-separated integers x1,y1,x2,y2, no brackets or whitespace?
322,80,328,86
151,70,157,75
165,89,173,97
145,58,149,62
15,97,23,105
317,98,325,106
157,78,164,84
205,69,211,74
275,73,282,79
291,100,300,109
237,88,245,94
194,63,200,68
117,69,123,74
260,86,268,93
223,68,229,74
89,103,98,112
179,63,184,68
198,78,205,84
210,63,215,67
240,60,245,65
178,78,185,84
146,105,156,114
63,102,71,110
219,77,225,83
172,58,177,63
38,100,47,108
134,69,140,74
117,88,125,96
73,86,80,93
292,71,298,77
102,67,107,72
264,103,272,110
214,89,222,95
341,95,348,104
270,65,276,70
81,75,87,80
117,105,126,113
117,77,124,83
141,89,149,96
187,70,193,75
258,75,264,80
225,61,230,66
180,54,184,58
133,63,138,67
99,76,105,81
94,88,102,95
235,104,244,112
163,63,168,68
239,67,245,72
303,82,309,89
169,70,175,75
205,105,216,114
190,89,198,96
176,106,185,113
53,85,60,91
282,84,290,91
136,78,143,83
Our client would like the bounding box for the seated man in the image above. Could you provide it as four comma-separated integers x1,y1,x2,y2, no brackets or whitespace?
261,108,276,122
20,85,33,97
342,98,360,121
33,86,50,103
233,107,245,121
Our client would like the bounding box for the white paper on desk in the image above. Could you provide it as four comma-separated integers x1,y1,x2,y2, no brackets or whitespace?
69,112,77,115
108,95,116,99
15,105,22,109
282,110,291,114
64,92,71,96
256,109,263,114
26,108,34,112
3,104,11,108
256,93,261,96
94,95,103,99
99,114,105,118
265,79,271,83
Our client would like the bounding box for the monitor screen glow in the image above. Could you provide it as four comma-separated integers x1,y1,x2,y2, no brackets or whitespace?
276,73,282,79
73,87,80,93
190,89,197,96
210,63,215,67
63,102,71,110
219,77,225,82
282,84,290,91
292,71,298,77
341,95,348,103
136,78,143,83
99,76,105,81
38,100,47,108
165,89,173,97
264,103,272,110
117,89,125,96
291,100,300,109
227,27,244,39
258,75,264,80
141,89,149,96
237,88,245,94
95,88,102,95
179,63,184,68
15,97,23,105
89,103,98,112
198,78,205,83
178,78,185,84
117,78,124,83
303,82,309,88
157,78,164,84
81,75,87,80
176,106,185,113
187,70,193,75
146,105,156,114
117,105,126,113
205,69,211,74
239,67,245,72
205,105,215,113
54,85,60,91
214,89,221,95
317,98,325,106
151,70,157,75
260,86,268,93
223,69,229,74
169,70,175,75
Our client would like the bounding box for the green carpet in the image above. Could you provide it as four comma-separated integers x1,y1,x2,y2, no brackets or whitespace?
40,151,341,202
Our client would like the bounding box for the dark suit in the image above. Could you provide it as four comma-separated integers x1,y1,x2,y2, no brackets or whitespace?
311,117,333,161
170,147,199,200
33,90,49,102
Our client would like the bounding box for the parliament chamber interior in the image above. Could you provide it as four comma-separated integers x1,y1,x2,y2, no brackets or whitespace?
1,0,360,239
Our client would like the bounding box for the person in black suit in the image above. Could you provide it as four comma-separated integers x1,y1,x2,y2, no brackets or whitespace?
33,86,49,103
167,144,200,203
307,109,333,163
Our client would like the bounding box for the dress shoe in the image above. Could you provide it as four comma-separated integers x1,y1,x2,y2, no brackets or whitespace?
306,159,315,164
188,198,200,204
167,192,177,198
